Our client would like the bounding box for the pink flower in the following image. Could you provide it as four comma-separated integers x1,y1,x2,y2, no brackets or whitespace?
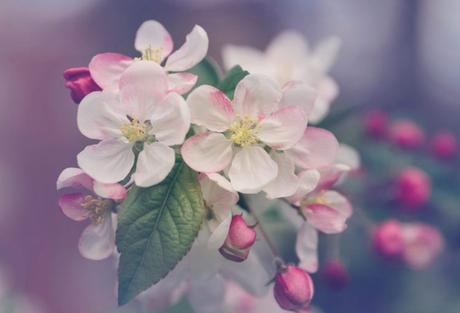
56,167,127,260
321,260,348,291
394,167,431,210
63,67,101,103
363,109,388,139
219,215,257,262
389,119,425,149
182,74,316,194
89,20,208,94
274,265,314,312
372,219,405,259
431,131,458,159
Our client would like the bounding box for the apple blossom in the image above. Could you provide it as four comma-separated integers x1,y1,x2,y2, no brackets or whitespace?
56,167,126,260
89,20,208,94
219,215,257,262
394,167,431,210
389,119,425,149
431,131,458,159
63,67,101,103
274,265,314,312
76,61,190,187
223,31,341,123
182,74,316,194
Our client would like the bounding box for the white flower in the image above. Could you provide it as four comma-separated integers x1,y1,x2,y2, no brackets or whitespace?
223,31,340,123
56,167,127,260
76,61,190,187
89,20,208,94
181,74,316,195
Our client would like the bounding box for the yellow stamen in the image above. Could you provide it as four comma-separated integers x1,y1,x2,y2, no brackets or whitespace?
121,119,149,143
81,196,112,225
142,47,163,63
229,116,259,147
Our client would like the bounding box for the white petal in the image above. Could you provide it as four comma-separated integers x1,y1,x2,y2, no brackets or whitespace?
222,45,273,75
134,20,173,62
207,212,232,250
56,167,93,191
296,222,319,273
336,143,361,171
311,36,341,73
188,85,234,132
199,174,238,213
78,214,115,260
263,152,299,199
77,139,135,184
257,106,307,150
267,31,309,66
133,143,175,187
151,92,191,146
167,72,197,94
309,96,331,124
228,146,278,193
89,53,132,91
119,61,168,121
281,81,317,116
287,169,321,204
165,25,209,71
77,91,128,140
233,74,282,117
181,132,233,173
188,275,226,313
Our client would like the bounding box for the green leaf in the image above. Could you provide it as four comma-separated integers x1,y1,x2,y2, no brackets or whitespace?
217,65,249,99
187,57,221,88
116,158,205,305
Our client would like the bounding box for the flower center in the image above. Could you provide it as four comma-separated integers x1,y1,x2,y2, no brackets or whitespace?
142,47,162,63
81,195,112,225
121,119,150,143
229,116,259,147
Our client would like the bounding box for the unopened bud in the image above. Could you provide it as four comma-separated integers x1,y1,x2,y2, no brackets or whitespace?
431,131,458,160
274,265,314,312
363,109,388,139
321,260,348,291
372,220,404,259
389,119,425,149
219,215,256,262
63,67,101,103
395,167,431,210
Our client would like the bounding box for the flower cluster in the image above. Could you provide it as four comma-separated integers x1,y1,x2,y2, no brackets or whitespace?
58,20,354,312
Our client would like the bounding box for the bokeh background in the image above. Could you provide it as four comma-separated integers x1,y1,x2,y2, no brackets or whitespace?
1,0,459,312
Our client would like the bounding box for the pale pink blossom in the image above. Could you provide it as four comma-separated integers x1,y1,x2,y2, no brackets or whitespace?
90,20,208,94
56,167,127,260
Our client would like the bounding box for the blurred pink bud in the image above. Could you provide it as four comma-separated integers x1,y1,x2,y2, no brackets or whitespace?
219,215,256,262
389,119,425,149
431,131,458,160
402,223,444,270
321,260,348,291
395,167,431,209
363,109,388,138
274,265,314,312
372,220,404,259
63,67,101,103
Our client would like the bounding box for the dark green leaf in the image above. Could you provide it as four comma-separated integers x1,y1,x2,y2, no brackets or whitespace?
217,65,249,99
187,57,221,88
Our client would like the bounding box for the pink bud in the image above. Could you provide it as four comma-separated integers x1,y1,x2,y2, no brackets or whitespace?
274,265,314,312
363,109,388,138
372,220,404,259
431,131,458,160
321,260,348,291
219,215,256,262
63,67,101,103
389,119,425,149
394,167,431,210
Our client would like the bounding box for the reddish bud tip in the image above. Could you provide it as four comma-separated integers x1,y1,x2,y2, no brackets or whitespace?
431,131,458,160
321,260,348,291
372,219,404,259
219,215,257,262
274,265,314,312
363,109,388,139
63,67,101,104
389,119,425,149
394,167,431,210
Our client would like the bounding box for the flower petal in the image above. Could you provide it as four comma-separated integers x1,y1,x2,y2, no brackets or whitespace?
257,106,307,150
89,53,132,91
56,167,93,191
266,31,309,66
222,45,272,75
233,74,282,117
181,132,233,173
167,72,198,94
336,143,361,171
295,222,319,273
119,61,168,120
133,143,175,187
93,182,127,200
207,212,232,250
151,92,191,146
134,20,174,62
78,213,115,260
311,36,341,73
286,127,339,169
188,85,234,132
281,81,317,116
199,174,238,213
77,91,128,140
58,193,88,221
287,169,321,205
263,152,299,199
228,146,278,193
164,25,208,71
77,139,135,184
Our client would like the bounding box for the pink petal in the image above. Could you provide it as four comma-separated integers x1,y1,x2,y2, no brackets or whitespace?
93,182,127,200
89,53,133,91
134,20,174,62
167,72,198,94
286,127,339,169
257,106,307,150
181,132,233,173
165,25,209,72
281,81,317,116
58,193,88,221
187,85,234,132
56,167,93,191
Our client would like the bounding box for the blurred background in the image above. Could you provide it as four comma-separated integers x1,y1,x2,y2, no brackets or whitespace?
1,0,460,312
